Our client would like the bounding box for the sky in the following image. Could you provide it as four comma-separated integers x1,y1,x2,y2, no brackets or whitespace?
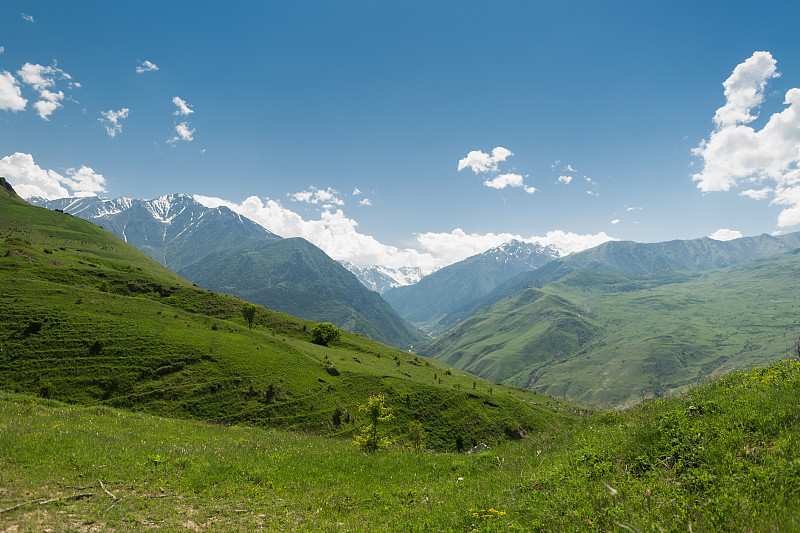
2,1,800,273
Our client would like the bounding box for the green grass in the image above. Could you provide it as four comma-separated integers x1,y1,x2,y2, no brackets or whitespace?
2,357,799,531
0,188,580,453
424,259,800,409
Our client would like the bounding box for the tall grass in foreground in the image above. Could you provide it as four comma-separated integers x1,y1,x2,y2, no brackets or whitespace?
2,358,799,531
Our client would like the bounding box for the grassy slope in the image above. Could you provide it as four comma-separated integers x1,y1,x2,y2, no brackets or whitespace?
0,192,578,451
2,358,798,531
423,258,800,409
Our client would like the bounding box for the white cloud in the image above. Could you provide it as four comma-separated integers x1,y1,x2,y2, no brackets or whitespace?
564,164,576,172
457,146,513,173
99,108,129,138
136,60,159,74
21,13,34,22
16,62,74,120
167,122,195,143
708,228,743,241
611,219,620,225
172,96,194,116
416,228,616,260
194,194,616,272
290,186,344,206
61,166,107,197
557,175,573,184
0,152,106,200
523,186,537,194
693,51,800,227
352,187,362,195
740,187,773,200
0,46,5,54
0,71,27,112
484,172,524,189
33,89,64,120
626,206,643,211
359,198,372,206
713,51,779,128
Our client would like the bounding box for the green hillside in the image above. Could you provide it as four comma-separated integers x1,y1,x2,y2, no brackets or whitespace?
423,257,800,409
440,232,800,330
2,357,798,531
0,191,577,451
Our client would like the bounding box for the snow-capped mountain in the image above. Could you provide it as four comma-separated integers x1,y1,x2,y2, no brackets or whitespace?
338,261,426,294
29,194,425,349
382,239,561,332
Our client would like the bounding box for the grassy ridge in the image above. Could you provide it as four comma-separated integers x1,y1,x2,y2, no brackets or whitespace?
0,193,578,451
423,259,800,409
2,358,798,531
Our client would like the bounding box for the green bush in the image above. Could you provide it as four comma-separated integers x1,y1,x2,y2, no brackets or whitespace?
312,322,340,347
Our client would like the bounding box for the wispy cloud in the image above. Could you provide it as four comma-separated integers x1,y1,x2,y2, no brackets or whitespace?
21,13,34,23
99,108,130,138
172,96,194,116
167,122,195,143
290,186,344,206
136,60,159,74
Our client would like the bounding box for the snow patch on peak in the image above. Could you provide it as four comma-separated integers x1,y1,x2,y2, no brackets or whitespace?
340,261,426,294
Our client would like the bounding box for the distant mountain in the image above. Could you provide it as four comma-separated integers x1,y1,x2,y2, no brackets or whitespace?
339,261,426,294
383,239,560,332
439,232,800,331
422,250,800,409
31,195,425,349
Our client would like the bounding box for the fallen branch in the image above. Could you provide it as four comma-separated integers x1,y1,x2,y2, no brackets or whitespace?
0,500,44,514
39,493,94,505
99,480,117,501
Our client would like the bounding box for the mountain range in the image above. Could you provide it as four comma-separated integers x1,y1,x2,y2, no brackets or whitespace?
31,194,425,349
338,261,426,294
382,239,560,332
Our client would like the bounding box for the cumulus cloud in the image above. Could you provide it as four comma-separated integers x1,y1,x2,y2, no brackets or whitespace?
459,147,538,194
611,219,620,225
557,175,573,184
693,51,800,227
352,187,362,195
136,60,159,73
0,152,106,199
167,122,194,143
195,194,615,273
359,198,372,206
457,146,513,173
0,71,27,111
484,172,524,189
16,62,75,120
21,13,34,22
33,89,64,120
708,228,743,241
172,96,193,116
99,108,129,138
290,186,344,206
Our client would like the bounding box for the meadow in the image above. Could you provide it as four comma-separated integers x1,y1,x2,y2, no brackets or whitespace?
2,357,799,531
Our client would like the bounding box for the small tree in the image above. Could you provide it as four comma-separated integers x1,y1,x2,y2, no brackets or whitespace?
312,322,340,346
354,393,393,452
407,420,426,451
241,303,257,329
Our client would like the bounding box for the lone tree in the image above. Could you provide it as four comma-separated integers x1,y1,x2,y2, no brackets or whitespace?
312,322,340,346
241,303,257,329
354,393,393,452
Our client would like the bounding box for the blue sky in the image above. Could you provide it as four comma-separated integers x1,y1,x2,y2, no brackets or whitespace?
2,1,800,271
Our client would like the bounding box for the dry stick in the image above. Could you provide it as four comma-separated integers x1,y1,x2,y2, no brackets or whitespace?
99,480,117,501
0,500,44,514
38,493,94,505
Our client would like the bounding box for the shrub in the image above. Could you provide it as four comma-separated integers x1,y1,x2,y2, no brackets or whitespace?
354,393,393,452
312,323,341,347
